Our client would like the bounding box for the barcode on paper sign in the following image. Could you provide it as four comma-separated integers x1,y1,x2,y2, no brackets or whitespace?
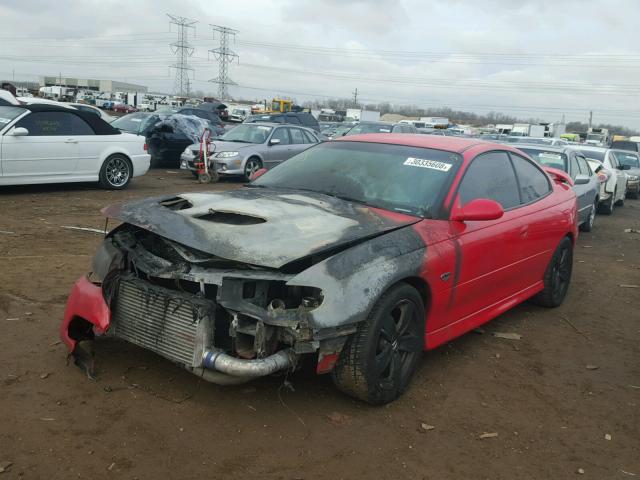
403,157,452,171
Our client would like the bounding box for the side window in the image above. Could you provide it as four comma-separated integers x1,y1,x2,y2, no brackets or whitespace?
69,115,95,135
16,112,75,136
289,128,305,144
576,155,591,176
569,154,580,179
458,152,520,209
301,130,317,144
270,127,290,145
510,153,552,203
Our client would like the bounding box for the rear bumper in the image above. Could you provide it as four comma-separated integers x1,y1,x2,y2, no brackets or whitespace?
131,153,150,177
60,276,111,352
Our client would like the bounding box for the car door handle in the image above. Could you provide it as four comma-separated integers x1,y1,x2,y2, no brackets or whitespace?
65,138,78,143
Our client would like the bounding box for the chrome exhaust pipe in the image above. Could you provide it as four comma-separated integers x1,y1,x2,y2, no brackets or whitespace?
202,349,294,377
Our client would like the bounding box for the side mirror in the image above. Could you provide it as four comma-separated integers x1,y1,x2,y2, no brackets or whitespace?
574,174,590,185
451,198,504,222
619,164,631,170
250,167,268,181
269,138,281,146
10,127,29,136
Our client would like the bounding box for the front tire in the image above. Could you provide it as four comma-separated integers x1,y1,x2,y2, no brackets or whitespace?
244,157,262,181
332,283,425,405
98,154,132,190
530,236,573,308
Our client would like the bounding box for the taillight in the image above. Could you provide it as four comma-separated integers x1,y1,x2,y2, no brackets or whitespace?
597,172,608,183
143,143,148,152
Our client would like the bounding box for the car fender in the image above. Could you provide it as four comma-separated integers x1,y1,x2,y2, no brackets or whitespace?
97,143,140,166
287,225,426,329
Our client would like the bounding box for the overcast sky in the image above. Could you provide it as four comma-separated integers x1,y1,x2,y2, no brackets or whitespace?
1,0,639,129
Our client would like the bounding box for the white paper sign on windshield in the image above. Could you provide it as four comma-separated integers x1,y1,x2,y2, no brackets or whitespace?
403,157,452,172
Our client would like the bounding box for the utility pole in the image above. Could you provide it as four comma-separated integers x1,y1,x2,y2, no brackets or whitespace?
167,14,197,97
352,87,358,107
208,25,238,100
588,110,593,129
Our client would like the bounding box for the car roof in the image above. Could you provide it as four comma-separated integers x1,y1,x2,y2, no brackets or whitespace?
22,103,119,135
515,144,565,152
335,133,485,153
574,145,607,151
610,149,639,155
243,121,315,130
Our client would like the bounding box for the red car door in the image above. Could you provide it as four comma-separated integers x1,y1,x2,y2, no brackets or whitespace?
424,150,543,344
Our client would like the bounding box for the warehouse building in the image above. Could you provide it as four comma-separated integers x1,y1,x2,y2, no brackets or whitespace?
39,76,147,93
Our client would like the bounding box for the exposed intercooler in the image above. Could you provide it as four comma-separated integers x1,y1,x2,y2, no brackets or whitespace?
109,278,215,368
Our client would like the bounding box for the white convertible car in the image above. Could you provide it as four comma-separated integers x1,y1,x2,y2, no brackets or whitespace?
0,104,149,189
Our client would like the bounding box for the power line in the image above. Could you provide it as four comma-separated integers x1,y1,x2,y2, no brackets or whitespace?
208,25,238,100
167,14,197,97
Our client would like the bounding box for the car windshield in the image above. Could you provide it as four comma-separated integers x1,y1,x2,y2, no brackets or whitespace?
220,124,272,143
579,149,605,161
0,106,26,127
345,123,394,135
613,151,640,168
518,148,568,172
111,113,156,134
252,141,461,217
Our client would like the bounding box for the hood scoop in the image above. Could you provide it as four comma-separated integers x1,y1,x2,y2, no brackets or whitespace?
195,209,266,225
160,197,193,211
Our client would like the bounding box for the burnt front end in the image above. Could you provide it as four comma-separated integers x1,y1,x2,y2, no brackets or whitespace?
61,224,329,383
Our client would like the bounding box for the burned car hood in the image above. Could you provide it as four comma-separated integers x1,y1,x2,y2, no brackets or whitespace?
102,188,420,269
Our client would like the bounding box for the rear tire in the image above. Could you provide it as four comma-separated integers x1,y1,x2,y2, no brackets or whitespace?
530,237,573,308
98,154,132,190
332,283,425,405
597,191,615,215
628,190,639,199
615,194,625,207
579,199,597,232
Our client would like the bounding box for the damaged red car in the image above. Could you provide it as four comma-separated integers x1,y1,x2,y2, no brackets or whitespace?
61,135,578,404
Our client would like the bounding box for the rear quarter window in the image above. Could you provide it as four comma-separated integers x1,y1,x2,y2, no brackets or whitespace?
509,153,551,203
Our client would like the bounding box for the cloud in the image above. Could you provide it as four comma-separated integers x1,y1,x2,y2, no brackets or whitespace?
1,0,639,129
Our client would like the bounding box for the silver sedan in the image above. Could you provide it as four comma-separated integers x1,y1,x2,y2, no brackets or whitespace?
180,122,320,180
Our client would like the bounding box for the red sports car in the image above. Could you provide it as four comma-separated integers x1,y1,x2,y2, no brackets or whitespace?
61,135,578,404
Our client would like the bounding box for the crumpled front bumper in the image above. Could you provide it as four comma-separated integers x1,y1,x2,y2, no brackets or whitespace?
59,274,300,382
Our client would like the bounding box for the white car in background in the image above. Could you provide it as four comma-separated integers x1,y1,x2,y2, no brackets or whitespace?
0,104,149,189
576,146,627,214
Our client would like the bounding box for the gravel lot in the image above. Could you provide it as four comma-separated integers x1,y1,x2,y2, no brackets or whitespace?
1,170,639,479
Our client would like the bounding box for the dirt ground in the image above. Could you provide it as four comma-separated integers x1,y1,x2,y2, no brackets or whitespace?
1,171,639,480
